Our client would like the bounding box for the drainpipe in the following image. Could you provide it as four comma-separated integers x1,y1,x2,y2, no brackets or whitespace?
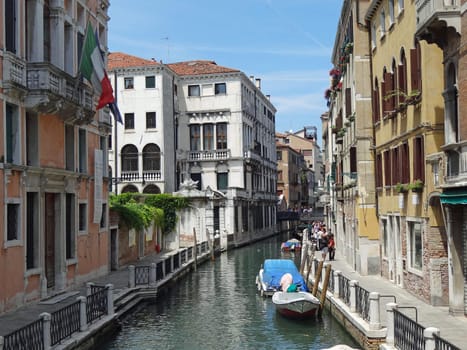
113,72,119,194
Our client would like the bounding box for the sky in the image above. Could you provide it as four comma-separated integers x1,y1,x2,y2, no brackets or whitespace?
108,0,343,143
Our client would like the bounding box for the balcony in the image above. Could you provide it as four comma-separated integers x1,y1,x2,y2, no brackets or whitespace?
189,149,230,162
25,62,95,123
416,0,461,44
2,51,28,98
444,147,467,185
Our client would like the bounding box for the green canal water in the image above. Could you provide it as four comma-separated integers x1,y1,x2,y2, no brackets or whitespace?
101,234,360,350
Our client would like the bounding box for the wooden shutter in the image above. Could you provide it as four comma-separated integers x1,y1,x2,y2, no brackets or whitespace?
413,137,425,183
376,153,383,188
381,79,387,115
345,87,352,117
384,151,391,186
398,64,407,104
392,148,399,185
410,47,421,93
389,72,396,113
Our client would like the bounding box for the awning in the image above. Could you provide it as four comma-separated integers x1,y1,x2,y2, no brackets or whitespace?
439,188,467,205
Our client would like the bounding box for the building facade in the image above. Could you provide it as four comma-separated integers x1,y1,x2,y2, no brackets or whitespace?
366,0,447,305
1,0,111,312
325,0,380,275
415,0,467,315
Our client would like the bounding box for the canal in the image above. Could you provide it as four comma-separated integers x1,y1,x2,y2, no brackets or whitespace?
101,234,359,350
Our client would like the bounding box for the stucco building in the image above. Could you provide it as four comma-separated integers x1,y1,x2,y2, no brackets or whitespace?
366,0,447,305
1,0,111,312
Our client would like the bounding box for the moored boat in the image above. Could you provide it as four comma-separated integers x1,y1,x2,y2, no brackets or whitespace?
272,291,320,319
280,238,302,252
256,259,308,297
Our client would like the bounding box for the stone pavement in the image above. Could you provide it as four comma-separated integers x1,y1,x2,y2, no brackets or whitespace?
0,249,174,337
328,257,467,350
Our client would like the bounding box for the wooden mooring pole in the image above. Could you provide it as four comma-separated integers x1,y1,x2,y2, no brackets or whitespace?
318,264,332,317
312,260,323,297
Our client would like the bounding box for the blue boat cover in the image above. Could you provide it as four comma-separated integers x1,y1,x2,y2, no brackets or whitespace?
262,259,309,292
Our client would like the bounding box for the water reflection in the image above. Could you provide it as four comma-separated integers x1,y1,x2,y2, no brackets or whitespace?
101,234,359,350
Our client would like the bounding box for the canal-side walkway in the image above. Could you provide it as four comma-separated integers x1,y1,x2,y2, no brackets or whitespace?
326,257,467,350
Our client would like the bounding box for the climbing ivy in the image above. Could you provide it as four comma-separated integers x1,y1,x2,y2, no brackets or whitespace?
109,193,188,234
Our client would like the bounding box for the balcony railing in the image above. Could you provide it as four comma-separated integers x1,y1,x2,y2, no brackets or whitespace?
189,149,230,161
416,0,461,38
445,148,467,183
25,62,95,122
143,170,162,181
2,51,27,94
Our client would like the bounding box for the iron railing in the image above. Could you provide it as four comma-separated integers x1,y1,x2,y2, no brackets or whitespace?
3,318,44,350
135,266,150,285
434,333,461,350
394,308,425,350
50,300,81,346
86,288,108,324
355,284,370,321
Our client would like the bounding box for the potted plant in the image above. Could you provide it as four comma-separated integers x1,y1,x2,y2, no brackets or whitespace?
409,179,424,192
395,182,409,193
348,113,355,122
345,121,351,127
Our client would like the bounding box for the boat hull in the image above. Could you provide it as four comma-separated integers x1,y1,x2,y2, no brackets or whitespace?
272,291,320,319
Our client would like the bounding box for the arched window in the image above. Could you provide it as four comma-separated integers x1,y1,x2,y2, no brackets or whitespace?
143,143,161,171
445,63,458,144
121,185,138,193
121,144,138,171
143,184,161,194
410,41,422,94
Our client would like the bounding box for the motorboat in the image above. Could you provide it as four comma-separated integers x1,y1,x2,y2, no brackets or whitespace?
272,291,320,319
256,259,308,297
280,238,302,252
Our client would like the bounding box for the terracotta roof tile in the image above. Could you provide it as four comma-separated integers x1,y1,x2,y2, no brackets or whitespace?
108,52,159,70
167,60,239,76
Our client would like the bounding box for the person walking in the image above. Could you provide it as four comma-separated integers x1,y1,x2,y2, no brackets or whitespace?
328,234,335,261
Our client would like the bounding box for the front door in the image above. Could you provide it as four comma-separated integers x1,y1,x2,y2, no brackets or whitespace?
45,193,56,289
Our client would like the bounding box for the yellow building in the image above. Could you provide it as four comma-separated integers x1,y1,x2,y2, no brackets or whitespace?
366,0,447,305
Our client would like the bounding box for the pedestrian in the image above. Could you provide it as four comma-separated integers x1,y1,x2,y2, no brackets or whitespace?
318,227,329,261
328,234,335,261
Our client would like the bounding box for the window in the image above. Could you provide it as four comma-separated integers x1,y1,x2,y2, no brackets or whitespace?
65,124,75,171
398,0,404,14
5,0,16,53
143,143,160,171
7,203,20,241
217,172,228,190
376,153,383,188
190,125,201,151
6,103,20,164
216,123,227,149
345,88,352,117
146,112,156,129
410,41,422,94
382,218,388,257
78,203,87,232
203,124,214,150
350,146,357,174
124,77,134,89
445,63,458,144
400,143,410,183
65,193,75,259
26,192,39,268
408,221,422,270
373,78,381,123
413,136,425,183
214,83,226,95
26,112,39,166
191,173,202,190
145,76,155,89
188,85,200,96
384,150,391,186
78,128,87,173
100,136,108,177
380,10,386,37
389,0,395,26
124,113,135,130
121,144,139,171
398,50,408,106
371,22,377,49
100,203,107,229
277,150,282,161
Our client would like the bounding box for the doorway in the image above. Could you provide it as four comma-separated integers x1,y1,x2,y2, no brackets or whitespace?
110,228,118,270
45,193,56,289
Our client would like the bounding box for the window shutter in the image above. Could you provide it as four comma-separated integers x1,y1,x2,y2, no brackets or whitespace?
389,72,396,113
376,153,382,188
410,48,420,93
392,148,398,185
381,79,387,115
398,64,406,104
372,89,377,123
350,146,357,173
345,87,352,117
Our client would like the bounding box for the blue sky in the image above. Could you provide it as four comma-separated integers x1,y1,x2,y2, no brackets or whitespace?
108,0,342,141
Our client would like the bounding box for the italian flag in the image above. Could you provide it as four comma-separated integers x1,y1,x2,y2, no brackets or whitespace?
79,25,114,109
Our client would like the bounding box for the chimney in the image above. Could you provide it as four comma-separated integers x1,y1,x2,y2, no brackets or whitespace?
266,94,270,100
255,78,261,90
250,75,254,82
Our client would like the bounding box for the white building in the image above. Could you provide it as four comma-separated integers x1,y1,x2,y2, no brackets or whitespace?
108,54,278,248
108,53,176,194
